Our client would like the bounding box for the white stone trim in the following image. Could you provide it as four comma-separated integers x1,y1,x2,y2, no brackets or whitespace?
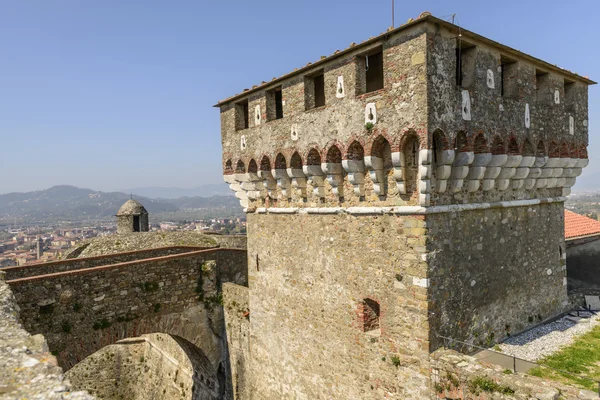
245,197,566,215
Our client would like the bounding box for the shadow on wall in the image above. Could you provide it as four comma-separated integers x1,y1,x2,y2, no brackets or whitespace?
66,333,227,400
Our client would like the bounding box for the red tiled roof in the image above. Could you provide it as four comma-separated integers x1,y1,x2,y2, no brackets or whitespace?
565,210,600,240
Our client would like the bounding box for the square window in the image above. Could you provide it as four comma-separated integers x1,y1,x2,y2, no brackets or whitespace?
456,42,476,88
305,71,325,110
500,56,518,98
356,48,384,95
235,99,249,130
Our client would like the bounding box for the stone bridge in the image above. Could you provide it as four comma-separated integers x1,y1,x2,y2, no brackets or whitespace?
1,246,247,398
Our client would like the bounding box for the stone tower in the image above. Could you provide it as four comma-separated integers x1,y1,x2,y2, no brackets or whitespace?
217,13,594,399
116,199,149,234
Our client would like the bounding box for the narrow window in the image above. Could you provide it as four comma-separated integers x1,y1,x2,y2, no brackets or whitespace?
304,71,325,110
455,41,476,88
365,51,384,93
362,298,380,334
235,99,249,130
500,56,517,97
314,73,325,107
133,215,140,232
535,69,551,104
564,79,575,111
266,87,284,121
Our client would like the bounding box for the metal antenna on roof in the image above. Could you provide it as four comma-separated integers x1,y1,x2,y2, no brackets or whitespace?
130,193,133,200
391,0,395,28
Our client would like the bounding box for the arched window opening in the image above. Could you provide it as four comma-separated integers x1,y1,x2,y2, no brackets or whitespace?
473,134,488,154
371,136,393,171
559,142,570,158
248,159,258,174
507,138,520,155
403,135,420,194
290,152,303,169
346,141,364,161
491,137,505,155
455,132,468,153
522,140,534,157
549,142,560,158
326,146,342,164
224,160,233,174
235,160,245,173
536,141,546,157
306,148,321,165
260,156,271,171
275,153,287,170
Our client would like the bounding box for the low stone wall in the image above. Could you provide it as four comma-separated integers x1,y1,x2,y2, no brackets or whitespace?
213,235,247,250
431,349,597,399
7,248,247,371
223,283,250,400
1,246,204,280
66,333,222,400
0,272,94,399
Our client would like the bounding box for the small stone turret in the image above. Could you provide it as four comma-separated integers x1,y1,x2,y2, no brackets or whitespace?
116,199,149,234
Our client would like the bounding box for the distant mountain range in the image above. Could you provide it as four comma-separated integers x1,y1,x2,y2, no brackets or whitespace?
123,184,232,199
0,185,239,222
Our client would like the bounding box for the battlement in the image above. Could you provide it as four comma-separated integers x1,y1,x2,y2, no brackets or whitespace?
218,14,593,209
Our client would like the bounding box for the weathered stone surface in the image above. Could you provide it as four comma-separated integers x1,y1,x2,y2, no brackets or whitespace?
0,272,94,399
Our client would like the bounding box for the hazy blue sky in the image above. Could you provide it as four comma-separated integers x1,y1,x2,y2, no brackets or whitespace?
1,0,598,194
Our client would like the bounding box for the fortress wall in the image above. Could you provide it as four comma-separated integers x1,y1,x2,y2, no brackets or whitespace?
245,213,431,400
7,249,246,371
1,246,204,280
212,234,248,250
66,333,221,400
427,201,567,348
222,283,250,400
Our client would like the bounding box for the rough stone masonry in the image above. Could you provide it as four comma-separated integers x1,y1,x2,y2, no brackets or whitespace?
216,12,594,399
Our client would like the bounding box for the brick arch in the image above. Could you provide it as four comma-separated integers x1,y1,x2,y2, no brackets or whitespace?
290,151,303,169
521,139,535,157
454,131,471,152
259,155,272,171
322,140,346,160
559,141,570,158
490,135,506,155
548,141,560,158
473,133,488,154
398,130,421,151
248,159,258,173
365,132,394,155
302,143,321,165
274,153,287,169
345,140,365,161
569,143,578,159
235,160,245,173
507,137,520,156
535,140,546,157
370,135,393,171
305,148,322,166
325,144,343,164
224,159,234,175
579,145,588,159
431,130,450,151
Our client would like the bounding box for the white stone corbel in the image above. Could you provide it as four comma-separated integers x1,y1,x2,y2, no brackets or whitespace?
467,153,491,193
258,170,277,199
244,171,265,201
531,156,548,189
223,174,249,208
497,155,522,191
271,168,292,199
482,154,507,191
287,166,307,198
303,164,326,198
322,162,344,198
418,149,432,206
342,158,365,196
365,155,388,196
512,156,534,190
543,158,562,188
392,151,406,194
450,151,474,193
434,150,455,194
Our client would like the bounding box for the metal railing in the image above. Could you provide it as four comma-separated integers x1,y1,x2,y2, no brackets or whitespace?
436,334,600,397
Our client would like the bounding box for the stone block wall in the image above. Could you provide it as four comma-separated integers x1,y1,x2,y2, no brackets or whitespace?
1,246,204,280
222,283,250,400
427,202,567,348
7,248,247,371
246,212,431,399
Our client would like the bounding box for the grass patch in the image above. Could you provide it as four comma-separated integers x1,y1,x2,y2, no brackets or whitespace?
468,376,514,395
529,325,600,391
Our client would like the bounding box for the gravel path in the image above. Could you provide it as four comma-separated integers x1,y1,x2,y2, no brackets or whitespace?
498,311,600,362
